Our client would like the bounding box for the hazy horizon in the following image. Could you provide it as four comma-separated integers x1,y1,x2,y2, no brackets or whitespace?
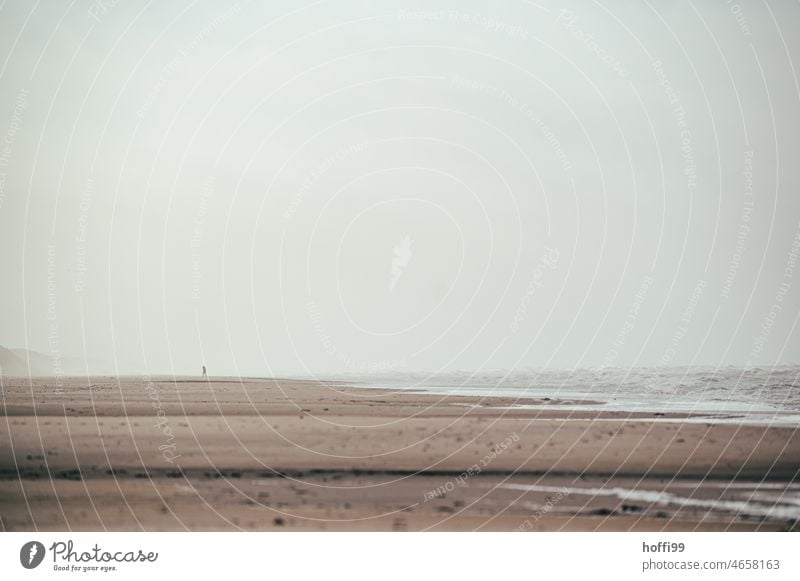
1,0,799,377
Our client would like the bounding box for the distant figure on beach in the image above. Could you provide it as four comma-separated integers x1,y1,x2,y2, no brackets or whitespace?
202,365,207,378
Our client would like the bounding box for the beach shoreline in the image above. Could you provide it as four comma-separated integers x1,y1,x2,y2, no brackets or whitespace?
1,376,798,531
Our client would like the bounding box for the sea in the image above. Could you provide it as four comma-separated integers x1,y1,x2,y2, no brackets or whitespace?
331,365,800,425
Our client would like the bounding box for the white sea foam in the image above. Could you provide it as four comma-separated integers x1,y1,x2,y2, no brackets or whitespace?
500,483,800,520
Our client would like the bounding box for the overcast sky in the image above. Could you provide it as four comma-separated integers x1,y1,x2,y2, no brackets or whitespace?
1,0,798,376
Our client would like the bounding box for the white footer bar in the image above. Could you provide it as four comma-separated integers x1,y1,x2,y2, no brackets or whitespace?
1,533,797,580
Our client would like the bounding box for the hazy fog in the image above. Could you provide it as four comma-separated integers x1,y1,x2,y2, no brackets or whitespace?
1,0,798,376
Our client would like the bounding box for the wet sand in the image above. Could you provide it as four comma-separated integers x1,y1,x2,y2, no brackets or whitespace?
1,376,798,531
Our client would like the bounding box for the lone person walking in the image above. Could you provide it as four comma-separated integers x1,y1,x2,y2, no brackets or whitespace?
202,365,207,379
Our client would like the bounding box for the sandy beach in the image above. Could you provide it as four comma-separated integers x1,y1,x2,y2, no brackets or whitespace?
1,376,798,531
